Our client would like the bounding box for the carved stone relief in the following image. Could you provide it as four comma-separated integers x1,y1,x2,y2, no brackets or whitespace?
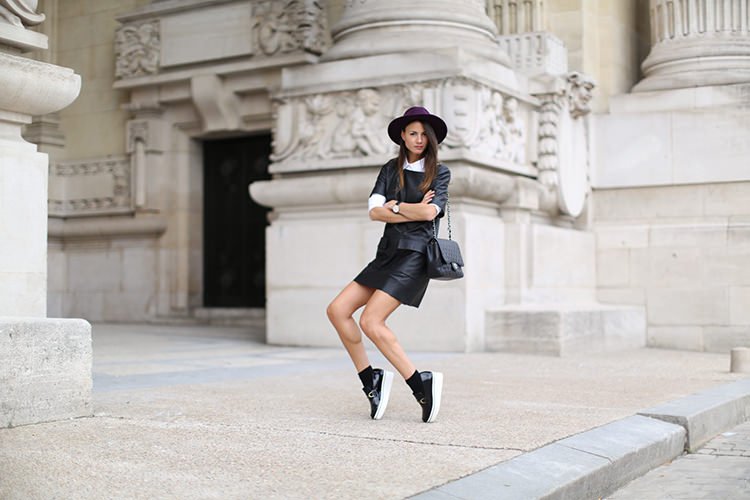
48,157,133,216
272,78,529,168
115,1,329,80
272,88,397,164
115,21,160,80
254,0,330,56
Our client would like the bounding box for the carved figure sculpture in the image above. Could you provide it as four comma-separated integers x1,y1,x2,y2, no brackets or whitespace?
0,0,44,27
503,97,526,163
299,94,334,159
258,1,298,55
350,89,389,156
567,72,595,119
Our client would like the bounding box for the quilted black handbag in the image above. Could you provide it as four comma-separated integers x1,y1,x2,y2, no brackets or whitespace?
426,198,464,280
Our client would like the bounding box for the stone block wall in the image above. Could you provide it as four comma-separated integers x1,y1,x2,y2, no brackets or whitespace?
48,238,158,322
594,182,750,352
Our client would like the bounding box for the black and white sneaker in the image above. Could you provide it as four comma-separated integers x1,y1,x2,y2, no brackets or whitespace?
414,371,443,423
363,368,394,420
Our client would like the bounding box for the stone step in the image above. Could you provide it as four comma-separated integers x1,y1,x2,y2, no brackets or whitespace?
192,307,267,329
485,303,646,356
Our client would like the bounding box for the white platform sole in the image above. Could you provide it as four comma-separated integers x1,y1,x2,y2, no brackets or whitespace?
373,370,394,420
426,372,443,423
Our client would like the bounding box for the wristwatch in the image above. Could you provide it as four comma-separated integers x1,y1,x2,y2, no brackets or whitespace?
391,202,400,214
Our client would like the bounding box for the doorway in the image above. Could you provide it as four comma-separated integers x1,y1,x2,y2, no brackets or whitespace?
202,135,271,308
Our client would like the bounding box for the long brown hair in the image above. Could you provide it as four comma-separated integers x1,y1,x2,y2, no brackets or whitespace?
396,120,439,194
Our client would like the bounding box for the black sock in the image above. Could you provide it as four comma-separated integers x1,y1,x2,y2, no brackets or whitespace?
358,365,374,390
405,370,424,395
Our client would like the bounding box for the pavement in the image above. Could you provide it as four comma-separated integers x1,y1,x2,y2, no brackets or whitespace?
0,322,748,499
607,421,750,499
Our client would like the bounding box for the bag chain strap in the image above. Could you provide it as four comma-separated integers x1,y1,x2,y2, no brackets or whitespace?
432,191,452,240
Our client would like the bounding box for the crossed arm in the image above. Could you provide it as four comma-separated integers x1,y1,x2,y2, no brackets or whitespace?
369,190,439,223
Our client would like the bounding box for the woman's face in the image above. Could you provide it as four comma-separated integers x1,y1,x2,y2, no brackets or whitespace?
401,121,427,162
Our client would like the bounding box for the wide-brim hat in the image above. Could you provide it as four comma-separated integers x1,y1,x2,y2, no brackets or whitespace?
387,106,448,145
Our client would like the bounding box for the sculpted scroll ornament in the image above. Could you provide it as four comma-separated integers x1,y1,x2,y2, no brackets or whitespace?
535,72,596,217
0,0,44,28
115,21,160,79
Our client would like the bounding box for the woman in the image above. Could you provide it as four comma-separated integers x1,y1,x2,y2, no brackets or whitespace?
326,106,451,423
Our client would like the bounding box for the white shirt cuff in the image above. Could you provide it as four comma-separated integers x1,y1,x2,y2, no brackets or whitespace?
368,194,386,212
431,203,441,216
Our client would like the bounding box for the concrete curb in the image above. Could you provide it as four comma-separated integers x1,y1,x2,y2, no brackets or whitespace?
413,378,750,500
639,378,750,452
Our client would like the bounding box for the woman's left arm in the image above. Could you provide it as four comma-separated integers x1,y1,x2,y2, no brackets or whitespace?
394,191,439,221
397,165,451,222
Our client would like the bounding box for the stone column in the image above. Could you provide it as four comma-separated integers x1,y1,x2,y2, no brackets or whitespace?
635,0,750,91
323,0,508,64
488,0,546,34
0,1,91,428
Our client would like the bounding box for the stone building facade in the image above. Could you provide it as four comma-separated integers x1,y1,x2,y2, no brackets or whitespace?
26,0,750,354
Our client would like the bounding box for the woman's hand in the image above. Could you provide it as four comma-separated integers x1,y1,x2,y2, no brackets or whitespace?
420,190,435,204
384,200,398,209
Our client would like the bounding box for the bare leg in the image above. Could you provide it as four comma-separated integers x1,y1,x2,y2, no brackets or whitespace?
359,290,416,379
326,281,375,372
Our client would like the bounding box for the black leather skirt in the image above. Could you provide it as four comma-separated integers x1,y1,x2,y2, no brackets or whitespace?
354,236,429,308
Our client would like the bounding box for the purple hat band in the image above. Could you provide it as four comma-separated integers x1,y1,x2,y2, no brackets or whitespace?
387,106,448,145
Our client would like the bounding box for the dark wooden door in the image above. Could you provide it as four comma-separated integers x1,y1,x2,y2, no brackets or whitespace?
203,135,271,308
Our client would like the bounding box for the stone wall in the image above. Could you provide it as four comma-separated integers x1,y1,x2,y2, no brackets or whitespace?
594,182,750,352
547,0,649,112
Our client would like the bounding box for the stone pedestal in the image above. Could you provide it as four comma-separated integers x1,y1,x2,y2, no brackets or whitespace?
251,0,645,354
0,318,92,427
0,6,90,428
